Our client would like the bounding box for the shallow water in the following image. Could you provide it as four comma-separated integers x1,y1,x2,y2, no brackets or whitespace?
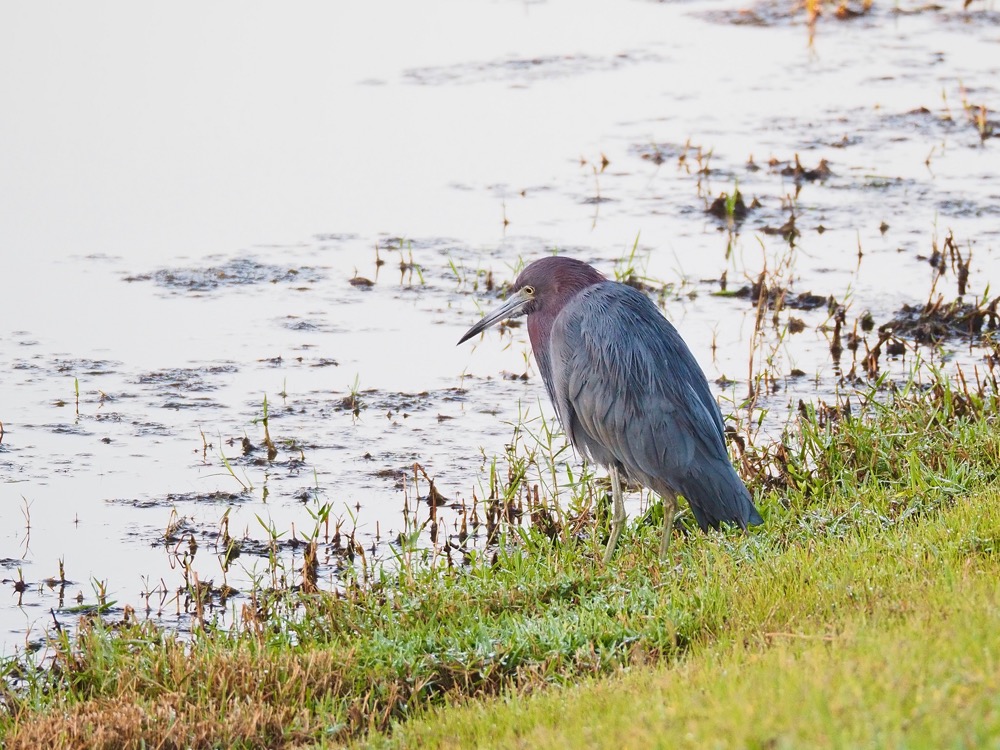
1,0,999,655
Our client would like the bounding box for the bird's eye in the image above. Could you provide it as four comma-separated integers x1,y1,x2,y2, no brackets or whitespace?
523,285,535,296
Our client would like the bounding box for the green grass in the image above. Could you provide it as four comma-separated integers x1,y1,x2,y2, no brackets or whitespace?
360,491,1000,749
2,369,1000,748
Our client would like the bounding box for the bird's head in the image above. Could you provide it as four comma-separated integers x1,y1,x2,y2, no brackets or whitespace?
457,256,605,345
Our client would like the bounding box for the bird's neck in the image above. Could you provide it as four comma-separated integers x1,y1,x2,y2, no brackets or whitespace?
527,312,554,385
527,268,605,384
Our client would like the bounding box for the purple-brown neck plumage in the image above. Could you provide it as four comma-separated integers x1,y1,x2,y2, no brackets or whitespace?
521,257,605,386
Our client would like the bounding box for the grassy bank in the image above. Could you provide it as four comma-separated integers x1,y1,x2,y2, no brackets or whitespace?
2,369,1000,748
362,491,1000,748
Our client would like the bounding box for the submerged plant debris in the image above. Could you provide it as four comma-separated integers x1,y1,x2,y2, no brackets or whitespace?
124,258,325,292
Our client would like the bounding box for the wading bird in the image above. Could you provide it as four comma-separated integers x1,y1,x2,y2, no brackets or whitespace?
458,256,762,563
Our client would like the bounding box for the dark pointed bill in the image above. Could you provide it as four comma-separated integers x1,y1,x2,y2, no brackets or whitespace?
457,289,531,345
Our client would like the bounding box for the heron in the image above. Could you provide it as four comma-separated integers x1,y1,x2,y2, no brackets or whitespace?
458,256,762,563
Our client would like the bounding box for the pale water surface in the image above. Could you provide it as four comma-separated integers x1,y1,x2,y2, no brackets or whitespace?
1,0,999,655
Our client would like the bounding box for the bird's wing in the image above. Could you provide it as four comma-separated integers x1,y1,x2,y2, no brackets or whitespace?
548,283,728,490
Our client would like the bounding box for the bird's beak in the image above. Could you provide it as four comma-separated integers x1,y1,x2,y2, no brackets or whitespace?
457,289,531,345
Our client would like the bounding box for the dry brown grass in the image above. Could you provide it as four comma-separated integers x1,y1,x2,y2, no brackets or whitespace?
6,644,352,749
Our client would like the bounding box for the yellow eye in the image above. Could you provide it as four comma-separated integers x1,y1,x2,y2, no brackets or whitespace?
523,285,535,296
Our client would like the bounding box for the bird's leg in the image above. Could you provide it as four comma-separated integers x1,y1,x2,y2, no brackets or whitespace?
603,465,627,564
659,492,678,559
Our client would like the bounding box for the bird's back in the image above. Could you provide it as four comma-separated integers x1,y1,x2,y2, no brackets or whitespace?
544,281,762,530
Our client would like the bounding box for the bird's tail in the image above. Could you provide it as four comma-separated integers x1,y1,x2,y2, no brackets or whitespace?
681,458,762,531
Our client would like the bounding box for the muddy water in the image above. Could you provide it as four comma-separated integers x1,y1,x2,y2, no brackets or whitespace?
1,0,998,655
